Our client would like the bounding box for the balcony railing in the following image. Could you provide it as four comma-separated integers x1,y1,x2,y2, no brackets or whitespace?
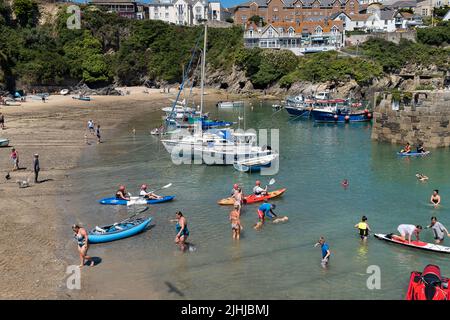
244,31,341,39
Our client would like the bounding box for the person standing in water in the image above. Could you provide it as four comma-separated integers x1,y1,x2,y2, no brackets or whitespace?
230,204,242,240
354,216,371,241
430,190,441,206
231,185,243,213
426,217,450,244
72,224,94,267
315,236,331,268
175,211,189,251
96,124,101,144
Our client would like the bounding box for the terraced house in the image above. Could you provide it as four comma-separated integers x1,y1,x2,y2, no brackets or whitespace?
233,0,360,26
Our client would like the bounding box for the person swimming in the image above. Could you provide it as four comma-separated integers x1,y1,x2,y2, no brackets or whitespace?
400,142,411,153
354,216,371,241
416,173,429,181
430,190,441,206
341,179,349,188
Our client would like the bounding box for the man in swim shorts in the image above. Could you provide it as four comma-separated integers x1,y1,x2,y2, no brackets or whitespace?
315,236,331,268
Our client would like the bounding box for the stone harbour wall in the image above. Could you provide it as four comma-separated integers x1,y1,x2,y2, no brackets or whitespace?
371,91,450,148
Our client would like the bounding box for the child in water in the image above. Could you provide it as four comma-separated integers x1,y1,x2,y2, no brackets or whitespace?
355,216,371,241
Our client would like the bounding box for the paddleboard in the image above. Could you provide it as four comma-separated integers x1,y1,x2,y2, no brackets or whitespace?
374,233,450,254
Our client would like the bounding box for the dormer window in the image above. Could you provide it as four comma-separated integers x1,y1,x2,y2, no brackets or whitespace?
273,6,279,11
315,26,323,34
268,28,273,37
331,26,338,33
288,27,295,35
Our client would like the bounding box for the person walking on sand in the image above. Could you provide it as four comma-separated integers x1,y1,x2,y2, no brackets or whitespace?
33,154,40,183
72,224,94,267
87,120,95,135
174,211,189,252
0,112,5,130
96,124,101,144
10,148,19,171
230,204,242,240
315,236,331,268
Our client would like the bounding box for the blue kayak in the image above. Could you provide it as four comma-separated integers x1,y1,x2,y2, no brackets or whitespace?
99,195,175,205
88,217,152,244
397,151,430,157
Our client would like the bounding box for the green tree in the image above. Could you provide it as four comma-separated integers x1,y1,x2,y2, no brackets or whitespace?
13,0,39,27
0,0,12,26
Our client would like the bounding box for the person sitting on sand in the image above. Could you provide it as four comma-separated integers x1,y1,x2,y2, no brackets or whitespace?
230,204,242,240
116,185,130,201
72,224,95,268
426,217,450,244
139,184,162,200
416,173,429,181
354,216,371,241
253,180,268,196
430,190,441,206
394,224,423,243
174,211,189,252
400,142,411,153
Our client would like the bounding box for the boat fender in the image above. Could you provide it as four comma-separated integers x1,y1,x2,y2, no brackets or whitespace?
364,109,369,113
344,115,350,122
333,115,338,120
367,113,372,119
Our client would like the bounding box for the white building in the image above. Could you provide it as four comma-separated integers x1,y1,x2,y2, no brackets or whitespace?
148,0,227,25
415,0,449,16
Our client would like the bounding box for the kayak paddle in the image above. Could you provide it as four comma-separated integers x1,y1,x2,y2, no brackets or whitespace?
119,207,150,224
149,183,172,194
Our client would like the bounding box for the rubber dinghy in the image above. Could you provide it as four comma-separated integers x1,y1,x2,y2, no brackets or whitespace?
397,151,430,157
99,195,175,205
374,233,450,254
218,188,286,205
88,217,152,244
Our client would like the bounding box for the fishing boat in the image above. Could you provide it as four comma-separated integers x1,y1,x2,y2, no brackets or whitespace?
88,217,152,244
0,138,9,147
310,100,372,123
216,101,244,108
284,95,314,118
233,153,279,172
272,104,282,110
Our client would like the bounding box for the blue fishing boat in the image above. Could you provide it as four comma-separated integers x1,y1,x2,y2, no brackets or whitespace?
311,108,372,123
88,217,152,244
284,105,311,118
99,195,175,205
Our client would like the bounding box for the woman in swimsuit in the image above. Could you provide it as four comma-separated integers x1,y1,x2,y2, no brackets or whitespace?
230,204,242,240
72,224,94,267
116,185,130,201
401,142,411,153
175,211,189,251
430,190,441,206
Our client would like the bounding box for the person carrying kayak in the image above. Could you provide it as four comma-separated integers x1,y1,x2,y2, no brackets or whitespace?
430,190,441,206
139,184,163,200
400,142,411,153
72,224,95,268
315,236,331,268
174,211,189,252
354,215,371,241
426,217,450,244
230,204,242,240
253,180,268,196
116,185,130,201
394,224,423,243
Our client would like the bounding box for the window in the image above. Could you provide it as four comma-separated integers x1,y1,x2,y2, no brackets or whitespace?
196,6,201,13
273,6,278,11
315,26,322,33
331,26,338,33
268,28,273,37
384,20,388,25
242,15,247,20
165,12,169,18
288,27,294,35
249,30,254,37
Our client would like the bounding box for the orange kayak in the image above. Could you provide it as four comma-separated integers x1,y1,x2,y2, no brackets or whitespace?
217,188,286,205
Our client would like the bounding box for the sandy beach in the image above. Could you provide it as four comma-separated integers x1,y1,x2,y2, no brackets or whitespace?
0,86,231,299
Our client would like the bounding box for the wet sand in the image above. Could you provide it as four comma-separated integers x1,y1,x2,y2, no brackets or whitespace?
0,87,230,299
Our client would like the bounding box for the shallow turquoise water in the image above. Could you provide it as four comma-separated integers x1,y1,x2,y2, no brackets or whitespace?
63,101,450,299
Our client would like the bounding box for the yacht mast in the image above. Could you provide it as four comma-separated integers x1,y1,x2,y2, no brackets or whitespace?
200,23,207,115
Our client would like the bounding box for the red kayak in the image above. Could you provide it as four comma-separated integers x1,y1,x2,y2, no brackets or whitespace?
218,188,286,205
406,264,449,300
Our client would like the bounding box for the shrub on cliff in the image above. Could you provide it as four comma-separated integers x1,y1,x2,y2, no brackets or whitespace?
417,23,450,46
13,0,39,28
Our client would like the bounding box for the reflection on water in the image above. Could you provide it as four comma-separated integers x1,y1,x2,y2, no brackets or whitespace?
62,100,450,299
